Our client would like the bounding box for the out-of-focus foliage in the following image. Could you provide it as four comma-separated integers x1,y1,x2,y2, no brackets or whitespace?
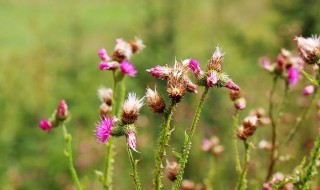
0,0,319,189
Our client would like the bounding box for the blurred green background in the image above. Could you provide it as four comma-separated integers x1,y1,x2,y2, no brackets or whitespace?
0,0,319,189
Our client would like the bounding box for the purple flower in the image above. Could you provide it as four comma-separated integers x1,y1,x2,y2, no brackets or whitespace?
146,65,171,80
235,97,246,110
95,117,116,143
225,79,240,91
98,48,110,61
56,99,68,118
126,130,137,151
260,58,274,72
303,85,316,95
99,61,117,70
287,66,300,86
120,60,137,76
189,59,203,78
39,119,52,132
206,71,219,87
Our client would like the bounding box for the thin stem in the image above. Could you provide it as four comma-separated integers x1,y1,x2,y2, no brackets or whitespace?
153,101,176,190
204,156,215,189
174,87,209,190
284,88,318,145
265,76,278,182
236,140,249,190
103,70,118,190
233,110,242,173
127,145,142,190
62,125,83,190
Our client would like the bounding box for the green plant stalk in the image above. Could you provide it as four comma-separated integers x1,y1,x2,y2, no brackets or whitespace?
233,110,242,173
204,155,215,189
153,101,176,190
127,145,142,190
103,71,119,190
236,140,250,190
62,125,83,190
174,87,209,190
300,135,320,189
265,76,278,182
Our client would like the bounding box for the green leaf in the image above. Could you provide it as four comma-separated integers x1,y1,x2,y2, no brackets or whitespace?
172,149,182,159
301,70,319,86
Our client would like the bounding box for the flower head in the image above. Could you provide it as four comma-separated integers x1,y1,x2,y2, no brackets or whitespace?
146,65,171,80
56,99,68,119
99,103,112,118
39,119,52,132
126,130,137,151
208,47,224,72
206,71,219,87
129,37,145,54
98,48,110,61
294,35,320,64
95,117,116,143
119,60,137,76
235,97,246,110
166,161,180,181
287,66,300,86
121,93,144,124
189,59,203,78
98,87,113,105
303,85,316,95
237,115,258,140
99,61,117,70
146,87,166,113
112,38,133,62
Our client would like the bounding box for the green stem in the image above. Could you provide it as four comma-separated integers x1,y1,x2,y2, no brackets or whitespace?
174,87,209,190
236,140,249,190
62,125,83,190
153,101,176,190
233,110,242,174
103,70,118,190
127,145,142,190
265,76,278,182
204,156,215,189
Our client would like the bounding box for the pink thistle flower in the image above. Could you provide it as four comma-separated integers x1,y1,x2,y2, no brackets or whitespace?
146,65,171,80
294,35,320,64
189,59,203,78
56,99,68,118
287,66,300,86
225,79,240,91
95,117,116,143
235,97,246,110
206,71,219,87
303,85,316,95
119,60,137,76
99,61,117,70
260,57,274,72
98,48,110,61
39,119,52,132
126,130,137,151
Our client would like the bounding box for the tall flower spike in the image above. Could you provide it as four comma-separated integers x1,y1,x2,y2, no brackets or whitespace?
95,117,116,143
208,47,224,72
189,59,203,78
39,119,52,132
146,65,171,80
121,93,144,124
146,87,166,113
294,35,320,64
98,48,110,61
119,60,138,76
126,130,137,151
56,99,68,119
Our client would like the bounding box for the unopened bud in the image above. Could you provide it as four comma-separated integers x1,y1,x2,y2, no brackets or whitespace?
98,87,113,105
99,103,112,117
229,90,241,101
39,119,52,132
56,99,68,119
235,97,246,110
146,87,166,113
303,85,316,95
166,161,180,181
129,37,145,54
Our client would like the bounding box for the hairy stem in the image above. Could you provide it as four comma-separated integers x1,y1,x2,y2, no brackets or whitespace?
153,101,176,190
174,87,209,190
127,145,142,190
233,110,242,173
236,140,249,190
62,125,83,190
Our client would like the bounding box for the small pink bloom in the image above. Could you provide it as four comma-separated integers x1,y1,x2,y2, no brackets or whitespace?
303,85,316,95
99,61,117,70
263,183,273,190
56,99,68,118
235,97,246,110
225,79,240,91
119,60,137,76
260,58,274,72
95,117,116,143
98,48,110,61
126,130,137,151
146,65,171,80
206,71,219,87
287,66,300,86
39,119,52,132
201,139,212,152
189,59,203,78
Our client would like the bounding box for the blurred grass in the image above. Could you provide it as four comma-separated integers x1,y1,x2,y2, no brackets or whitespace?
0,0,319,189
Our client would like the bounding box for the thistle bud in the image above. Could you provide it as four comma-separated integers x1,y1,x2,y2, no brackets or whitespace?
229,90,241,101
294,36,320,65
39,119,52,132
146,87,166,113
207,47,224,72
303,85,316,95
189,59,203,78
112,38,133,62
98,87,113,105
186,79,198,93
126,130,137,151
167,71,187,102
99,103,112,117
146,65,171,80
121,93,144,124
235,97,246,110
56,99,68,119
237,115,258,140
206,71,219,87
129,37,145,54
225,78,240,91
166,161,180,181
